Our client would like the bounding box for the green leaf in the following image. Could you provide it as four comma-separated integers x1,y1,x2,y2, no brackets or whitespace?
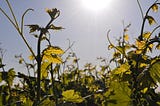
151,4,158,12
113,63,130,75
108,81,131,106
7,68,15,86
146,16,156,25
149,61,160,83
62,90,84,103
39,98,55,106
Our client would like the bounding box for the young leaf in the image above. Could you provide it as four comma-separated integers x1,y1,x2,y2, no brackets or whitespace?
28,54,35,61
45,8,60,19
141,87,148,94
151,4,158,12
143,32,151,39
49,24,64,30
108,44,114,50
146,16,156,25
26,24,40,33
124,34,129,41
136,40,146,49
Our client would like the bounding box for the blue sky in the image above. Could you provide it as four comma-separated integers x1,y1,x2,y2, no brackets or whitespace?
0,0,159,71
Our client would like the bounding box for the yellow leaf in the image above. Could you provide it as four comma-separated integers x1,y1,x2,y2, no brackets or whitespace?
28,54,35,61
43,54,62,64
143,32,151,39
140,63,147,68
108,44,114,50
141,87,148,94
147,16,156,25
136,40,146,49
43,46,64,55
124,34,129,41
147,43,154,51
152,4,158,12
135,49,142,54
41,62,50,79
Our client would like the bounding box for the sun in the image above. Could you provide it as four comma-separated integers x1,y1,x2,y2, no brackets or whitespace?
82,0,111,11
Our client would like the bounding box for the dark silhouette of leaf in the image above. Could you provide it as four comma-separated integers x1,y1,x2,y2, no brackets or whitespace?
25,24,40,33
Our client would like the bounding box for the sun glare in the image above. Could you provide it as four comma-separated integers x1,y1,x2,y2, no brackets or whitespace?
82,0,111,11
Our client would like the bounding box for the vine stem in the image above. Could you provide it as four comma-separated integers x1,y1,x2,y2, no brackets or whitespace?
36,18,54,105
139,1,160,40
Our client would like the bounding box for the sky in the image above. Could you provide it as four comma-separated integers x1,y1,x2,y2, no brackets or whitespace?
0,0,159,71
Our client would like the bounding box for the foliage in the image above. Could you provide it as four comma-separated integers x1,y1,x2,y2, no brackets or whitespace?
0,0,160,106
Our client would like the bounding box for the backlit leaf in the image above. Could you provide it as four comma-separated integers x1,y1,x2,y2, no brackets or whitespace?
124,34,129,41
141,87,148,94
146,16,156,25
43,46,64,55
149,61,160,83
135,49,143,54
41,62,50,79
113,63,130,74
108,81,131,106
28,54,35,61
140,63,148,68
136,40,146,49
62,90,84,103
143,32,151,39
43,54,62,64
152,4,158,12
147,43,154,52
7,68,15,86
